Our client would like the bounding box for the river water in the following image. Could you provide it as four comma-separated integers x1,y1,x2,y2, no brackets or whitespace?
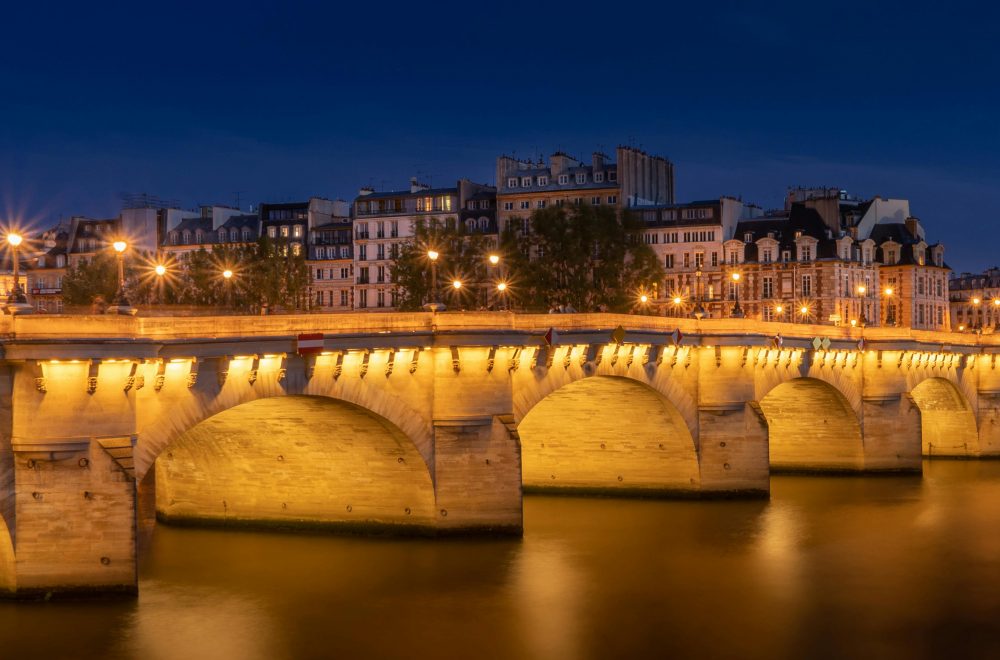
3,460,1000,659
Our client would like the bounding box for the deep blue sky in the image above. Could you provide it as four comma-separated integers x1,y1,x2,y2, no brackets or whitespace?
1,1,996,271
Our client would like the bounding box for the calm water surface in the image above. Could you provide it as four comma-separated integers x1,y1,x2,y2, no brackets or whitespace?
4,460,1000,659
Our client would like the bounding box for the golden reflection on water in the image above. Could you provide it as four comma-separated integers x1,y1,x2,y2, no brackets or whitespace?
3,461,1000,659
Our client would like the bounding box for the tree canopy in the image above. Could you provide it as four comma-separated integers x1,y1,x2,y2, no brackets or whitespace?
62,237,309,312
500,204,663,312
392,218,495,311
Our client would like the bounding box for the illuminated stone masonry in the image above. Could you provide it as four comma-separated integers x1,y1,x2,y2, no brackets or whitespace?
1,312,999,597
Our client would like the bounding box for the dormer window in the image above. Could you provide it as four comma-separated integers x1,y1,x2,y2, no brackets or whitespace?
521,176,532,187
744,232,753,243
794,231,802,239
800,246,812,261
507,178,518,188
558,174,569,185
538,176,548,186
887,249,897,264
594,172,604,183
575,173,586,184
608,170,617,181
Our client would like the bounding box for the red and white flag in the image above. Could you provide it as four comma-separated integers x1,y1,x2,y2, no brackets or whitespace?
297,333,325,355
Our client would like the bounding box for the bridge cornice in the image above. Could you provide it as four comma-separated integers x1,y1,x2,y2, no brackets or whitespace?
0,313,995,360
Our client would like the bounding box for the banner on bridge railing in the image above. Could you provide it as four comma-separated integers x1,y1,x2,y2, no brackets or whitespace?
297,333,325,355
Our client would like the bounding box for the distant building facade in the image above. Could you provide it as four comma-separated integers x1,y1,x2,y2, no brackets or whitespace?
949,268,1000,331
495,146,674,235
352,178,492,310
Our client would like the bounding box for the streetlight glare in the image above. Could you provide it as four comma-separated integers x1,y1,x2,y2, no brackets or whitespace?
223,269,234,279
972,296,981,305
800,306,809,315
857,285,866,294
496,282,507,292
731,272,741,281
452,280,462,289
775,305,784,314
6,233,23,247
427,250,439,261
488,254,500,265
673,296,682,305
639,294,649,304
112,240,127,253
154,264,167,277
884,287,894,297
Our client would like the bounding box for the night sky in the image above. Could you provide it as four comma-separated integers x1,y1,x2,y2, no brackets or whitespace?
1,1,996,271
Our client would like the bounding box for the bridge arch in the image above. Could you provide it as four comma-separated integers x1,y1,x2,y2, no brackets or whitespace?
759,377,865,471
0,517,13,594
135,364,433,483
512,346,698,434
909,377,979,456
150,395,437,531
517,375,700,494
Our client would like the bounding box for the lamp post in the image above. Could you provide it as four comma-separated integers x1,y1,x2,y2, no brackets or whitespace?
970,296,982,331
107,240,136,315
883,287,896,327
774,303,784,322
856,284,868,327
154,263,167,305
426,249,439,310
222,268,234,311
692,268,706,320
730,271,744,318
5,232,32,314
496,281,508,309
487,253,500,308
799,304,811,324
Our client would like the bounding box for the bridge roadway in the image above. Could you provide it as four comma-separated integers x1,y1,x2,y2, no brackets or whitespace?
1,311,999,597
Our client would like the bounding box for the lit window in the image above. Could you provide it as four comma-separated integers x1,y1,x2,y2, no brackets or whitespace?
280,226,289,237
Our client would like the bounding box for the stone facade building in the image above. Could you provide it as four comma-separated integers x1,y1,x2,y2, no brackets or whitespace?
495,146,674,235
352,178,492,310
307,213,354,311
949,268,1000,331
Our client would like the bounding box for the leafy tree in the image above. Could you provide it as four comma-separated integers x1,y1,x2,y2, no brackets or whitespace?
62,250,156,306
500,204,663,312
392,218,494,311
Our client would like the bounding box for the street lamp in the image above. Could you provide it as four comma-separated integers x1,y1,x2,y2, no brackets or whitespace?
222,268,234,311
107,240,136,315
5,232,31,313
883,286,896,327
799,304,810,323
691,268,706,320
452,279,462,290
154,263,167,306
730,271,744,318
856,284,868,327
488,254,500,266
427,249,440,308
970,296,982,330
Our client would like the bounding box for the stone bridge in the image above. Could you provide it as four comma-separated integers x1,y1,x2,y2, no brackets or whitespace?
1,312,999,597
